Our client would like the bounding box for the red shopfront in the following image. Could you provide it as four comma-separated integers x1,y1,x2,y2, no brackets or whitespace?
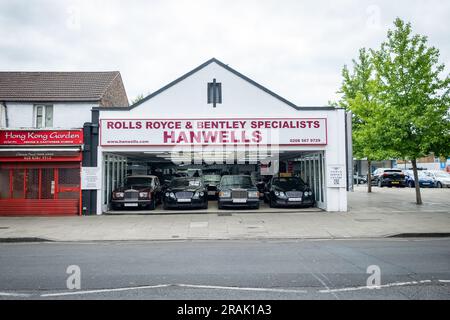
0,129,83,216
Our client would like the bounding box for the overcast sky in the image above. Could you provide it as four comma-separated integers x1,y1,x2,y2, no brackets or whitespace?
0,0,449,105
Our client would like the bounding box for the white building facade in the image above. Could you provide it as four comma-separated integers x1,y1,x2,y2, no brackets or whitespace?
93,59,351,214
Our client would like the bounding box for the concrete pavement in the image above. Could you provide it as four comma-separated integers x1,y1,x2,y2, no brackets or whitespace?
0,186,449,241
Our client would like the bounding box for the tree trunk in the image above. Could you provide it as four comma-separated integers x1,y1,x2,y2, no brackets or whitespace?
367,160,372,193
411,159,422,205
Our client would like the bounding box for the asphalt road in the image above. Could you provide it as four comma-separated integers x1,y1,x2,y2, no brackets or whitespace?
0,239,449,300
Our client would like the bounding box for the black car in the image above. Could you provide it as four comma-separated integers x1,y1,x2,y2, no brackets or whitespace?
265,176,315,208
371,168,406,187
163,177,208,209
203,174,222,199
217,175,260,209
111,175,162,210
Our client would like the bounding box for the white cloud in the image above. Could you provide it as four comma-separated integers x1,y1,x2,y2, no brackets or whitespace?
0,0,449,105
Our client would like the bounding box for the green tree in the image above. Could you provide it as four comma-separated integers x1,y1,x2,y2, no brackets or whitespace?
370,18,450,204
337,48,396,192
131,93,145,105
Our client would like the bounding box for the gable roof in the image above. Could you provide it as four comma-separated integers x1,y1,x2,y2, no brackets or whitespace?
95,58,337,111
0,71,123,102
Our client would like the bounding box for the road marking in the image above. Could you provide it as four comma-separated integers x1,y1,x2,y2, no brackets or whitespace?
0,292,31,297
40,283,307,297
3,279,448,298
39,284,171,297
311,273,339,300
176,283,307,293
319,280,433,293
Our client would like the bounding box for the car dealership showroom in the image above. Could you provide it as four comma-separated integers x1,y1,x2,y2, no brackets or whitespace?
87,59,351,215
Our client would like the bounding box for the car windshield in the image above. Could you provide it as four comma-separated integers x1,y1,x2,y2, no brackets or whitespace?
434,171,450,178
384,170,402,173
418,172,429,178
220,176,253,188
125,177,153,188
272,177,305,189
203,175,221,183
170,178,203,188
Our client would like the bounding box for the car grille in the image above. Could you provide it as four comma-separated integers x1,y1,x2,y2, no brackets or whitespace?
124,190,138,200
232,190,247,199
286,191,303,198
175,191,194,199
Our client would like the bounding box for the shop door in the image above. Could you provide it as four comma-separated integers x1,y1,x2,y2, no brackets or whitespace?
0,165,81,216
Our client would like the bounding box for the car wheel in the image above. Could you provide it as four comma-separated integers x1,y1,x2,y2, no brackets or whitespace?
437,182,443,188
378,180,382,188
218,202,224,210
408,181,414,188
254,202,260,210
202,201,208,210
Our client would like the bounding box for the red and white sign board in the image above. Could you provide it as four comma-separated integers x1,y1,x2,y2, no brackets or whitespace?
100,118,327,146
0,130,83,145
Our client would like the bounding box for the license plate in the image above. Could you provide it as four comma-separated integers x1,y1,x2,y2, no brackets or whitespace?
208,191,216,195
177,199,191,203
288,198,302,202
233,198,247,203
392,181,399,184
124,203,138,207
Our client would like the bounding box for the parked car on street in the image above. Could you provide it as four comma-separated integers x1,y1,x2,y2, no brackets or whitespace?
265,176,315,208
111,175,162,210
353,174,367,184
422,170,450,188
403,170,435,188
371,168,406,187
217,175,260,209
203,174,222,198
163,177,208,209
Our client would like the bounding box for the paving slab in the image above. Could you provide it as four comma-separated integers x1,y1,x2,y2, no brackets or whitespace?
0,186,448,241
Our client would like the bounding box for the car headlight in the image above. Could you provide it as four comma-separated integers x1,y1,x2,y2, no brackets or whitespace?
165,192,170,197
193,191,204,199
304,191,312,197
248,191,259,198
170,192,175,198
139,192,149,198
274,191,287,198
113,192,124,198
219,190,231,198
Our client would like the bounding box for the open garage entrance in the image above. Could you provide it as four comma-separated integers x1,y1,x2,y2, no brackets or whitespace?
101,148,326,214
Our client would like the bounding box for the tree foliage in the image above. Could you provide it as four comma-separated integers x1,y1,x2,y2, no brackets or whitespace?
336,18,450,201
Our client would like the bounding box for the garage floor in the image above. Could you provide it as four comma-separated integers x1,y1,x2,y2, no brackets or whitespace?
105,201,322,215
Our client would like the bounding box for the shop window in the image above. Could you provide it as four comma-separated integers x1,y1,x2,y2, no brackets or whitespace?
34,105,53,128
207,80,222,106
12,169,25,198
0,169,9,199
